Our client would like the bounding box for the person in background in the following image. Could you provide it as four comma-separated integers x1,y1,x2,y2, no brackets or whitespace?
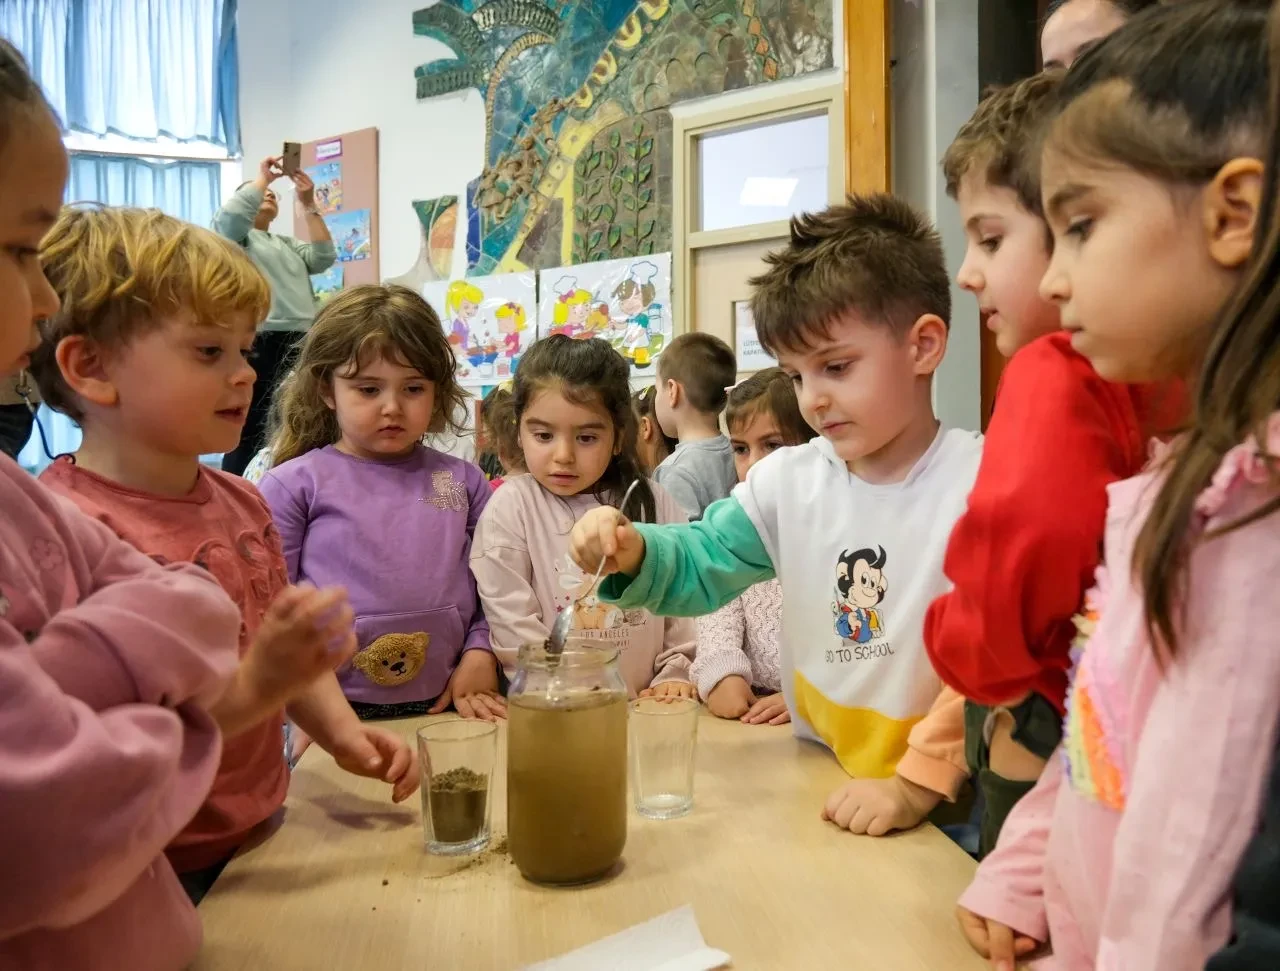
479,383,525,489
259,285,504,722
1041,0,1157,69
30,206,418,903
213,155,336,477
470,336,697,699
0,39,241,970
632,384,676,475
956,6,1274,968
695,367,817,724
652,332,739,520
569,196,980,836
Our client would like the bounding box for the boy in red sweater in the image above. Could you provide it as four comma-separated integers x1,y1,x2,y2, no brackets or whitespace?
926,71,1180,855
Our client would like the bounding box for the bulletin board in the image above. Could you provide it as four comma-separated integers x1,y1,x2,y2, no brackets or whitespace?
292,127,380,288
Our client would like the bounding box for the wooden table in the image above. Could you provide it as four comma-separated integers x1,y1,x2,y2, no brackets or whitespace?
195,712,989,970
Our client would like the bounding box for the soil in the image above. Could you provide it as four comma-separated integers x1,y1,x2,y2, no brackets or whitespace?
428,767,489,843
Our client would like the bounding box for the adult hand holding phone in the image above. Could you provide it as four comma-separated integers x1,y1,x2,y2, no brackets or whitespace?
254,155,283,191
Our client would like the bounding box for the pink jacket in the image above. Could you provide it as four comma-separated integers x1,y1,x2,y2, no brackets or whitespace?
0,455,240,971
961,421,1280,969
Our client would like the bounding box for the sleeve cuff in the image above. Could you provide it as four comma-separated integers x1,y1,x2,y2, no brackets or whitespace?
958,877,1049,944
650,657,692,687
896,748,968,803
691,650,753,700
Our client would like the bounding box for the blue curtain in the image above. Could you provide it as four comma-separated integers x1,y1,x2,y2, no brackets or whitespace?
0,0,241,152
17,153,227,472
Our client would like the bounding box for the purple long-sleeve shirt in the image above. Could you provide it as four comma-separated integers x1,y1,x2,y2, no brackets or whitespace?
259,445,491,705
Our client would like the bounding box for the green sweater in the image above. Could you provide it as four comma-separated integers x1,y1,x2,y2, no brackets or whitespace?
212,185,337,332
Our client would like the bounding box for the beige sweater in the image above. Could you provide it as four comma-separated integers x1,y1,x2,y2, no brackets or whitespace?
470,474,696,696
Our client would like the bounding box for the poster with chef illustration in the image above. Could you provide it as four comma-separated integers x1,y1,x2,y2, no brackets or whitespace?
421,272,536,388
536,253,673,378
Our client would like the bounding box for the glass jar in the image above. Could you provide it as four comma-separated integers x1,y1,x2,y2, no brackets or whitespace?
506,639,628,885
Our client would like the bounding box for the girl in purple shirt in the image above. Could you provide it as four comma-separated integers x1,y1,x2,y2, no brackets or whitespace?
259,285,504,721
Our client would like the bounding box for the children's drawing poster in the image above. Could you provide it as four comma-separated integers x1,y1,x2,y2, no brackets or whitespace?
305,161,343,214
324,208,372,263
421,272,537,388
311,264,344,306
537,253,673,377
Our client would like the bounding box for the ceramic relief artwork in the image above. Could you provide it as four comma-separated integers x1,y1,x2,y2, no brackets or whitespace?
412,1,833,277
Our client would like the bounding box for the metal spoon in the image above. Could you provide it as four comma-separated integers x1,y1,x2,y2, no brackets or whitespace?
546,478,642,657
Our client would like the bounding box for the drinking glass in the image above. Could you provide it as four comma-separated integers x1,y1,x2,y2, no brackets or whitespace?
417,719,497,855
629,696,700,819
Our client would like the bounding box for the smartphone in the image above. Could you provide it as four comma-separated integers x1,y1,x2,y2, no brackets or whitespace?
282,141,302,176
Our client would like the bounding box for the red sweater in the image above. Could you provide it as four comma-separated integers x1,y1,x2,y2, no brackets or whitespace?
924,332,1182,713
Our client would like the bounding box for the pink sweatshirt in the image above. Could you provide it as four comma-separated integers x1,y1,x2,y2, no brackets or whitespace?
470,474,696,695
0,455,240,970
960,420,1280,969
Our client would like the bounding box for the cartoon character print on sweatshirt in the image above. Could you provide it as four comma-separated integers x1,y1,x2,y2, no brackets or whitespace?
188,522,289,648
351,632,430,686
830,545,893,660
553,553,645,636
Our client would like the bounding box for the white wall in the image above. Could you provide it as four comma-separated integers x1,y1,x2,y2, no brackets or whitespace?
892,0,981,432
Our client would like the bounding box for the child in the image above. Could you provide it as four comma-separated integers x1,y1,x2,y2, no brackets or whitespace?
470,335,697,698
632,384,676,474
30,207,418,902
1041,0,1156,70
652,332,739,520
923,68,1182,857
258,284,505,721
570,195,981,828
479,383,524,488
956,6,1275,968
0,42,238,969
695,368,817,724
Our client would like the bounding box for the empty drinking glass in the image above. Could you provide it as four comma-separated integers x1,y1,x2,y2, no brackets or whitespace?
417,719,497,855
629,696,700,819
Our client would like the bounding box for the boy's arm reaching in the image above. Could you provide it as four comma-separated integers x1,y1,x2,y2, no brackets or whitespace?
578,496,775,616
925,341,1136,707
898,686,969,802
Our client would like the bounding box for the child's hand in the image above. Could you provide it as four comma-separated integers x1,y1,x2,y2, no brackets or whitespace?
640,680,697,700
956,906,1038,970
246,585,356,709
569,506,646,577
429,650,507,722
820,774,940,837
331,724,420,803
741,691,790,725
705,675,753,718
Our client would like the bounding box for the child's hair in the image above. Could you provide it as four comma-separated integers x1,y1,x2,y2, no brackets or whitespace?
632,384,678,454
480,384,521,466
749,193,951,357
656,332,737,415
1132,0,1275,658
613,278,656,307
269,284,467,466
513,335,657,523
31,206,271,422
0,38,54,144
552,288,591,326
445,280,483,317
943,71,1064,217
725,367,817,446
1042,1,1268,191
495,301,526,332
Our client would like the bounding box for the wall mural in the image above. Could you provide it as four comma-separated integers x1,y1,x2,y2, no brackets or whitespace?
413,0,833,277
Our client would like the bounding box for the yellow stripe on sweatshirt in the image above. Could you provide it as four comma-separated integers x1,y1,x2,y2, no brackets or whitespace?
793,670,921,778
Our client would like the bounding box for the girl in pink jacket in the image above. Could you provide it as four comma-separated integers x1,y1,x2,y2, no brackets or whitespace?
957,6,1278,969
0,41,242,970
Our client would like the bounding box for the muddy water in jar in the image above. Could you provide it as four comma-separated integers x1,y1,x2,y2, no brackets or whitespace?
507,688,628,884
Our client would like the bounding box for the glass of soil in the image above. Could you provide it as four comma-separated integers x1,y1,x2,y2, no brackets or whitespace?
417,720,497,855
507,639,628,885
630,696,700,819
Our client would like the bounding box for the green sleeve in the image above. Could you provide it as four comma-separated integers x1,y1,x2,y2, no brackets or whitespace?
597,496,775,616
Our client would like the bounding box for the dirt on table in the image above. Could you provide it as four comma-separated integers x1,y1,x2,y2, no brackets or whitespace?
428,767,488,843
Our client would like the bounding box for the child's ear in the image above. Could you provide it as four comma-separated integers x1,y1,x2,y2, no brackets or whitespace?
663,378,680,408
907,314,948,376
1204,157,1264,270
55,335,119,408
320,380,336,411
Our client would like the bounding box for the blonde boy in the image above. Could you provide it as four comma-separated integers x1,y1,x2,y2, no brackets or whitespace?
570,195,982,833
31,207,418,898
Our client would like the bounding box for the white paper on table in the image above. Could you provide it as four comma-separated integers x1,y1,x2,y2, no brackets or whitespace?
520,905,731,971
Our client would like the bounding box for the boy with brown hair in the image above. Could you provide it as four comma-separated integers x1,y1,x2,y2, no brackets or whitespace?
31,206,418,901
652,331,738,519
925,72,1183,856
569,194,981,834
